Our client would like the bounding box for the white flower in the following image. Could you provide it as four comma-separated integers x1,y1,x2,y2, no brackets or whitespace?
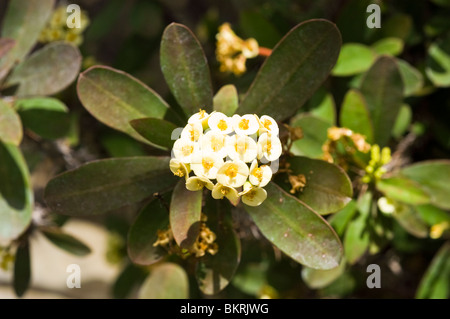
208,112,234,134
190,151,224,180
212,183,240,206
239,182,267,206
169,159,191,180
258,115,279,136
186,176,214,191
249,159,272,187
172,138,200,164
257,132,282,162
377,197,395,215
180,122,203,142
232,114,259,136
216,160,249,188
201,130,229,158
188,109,213,129
226,134,257,163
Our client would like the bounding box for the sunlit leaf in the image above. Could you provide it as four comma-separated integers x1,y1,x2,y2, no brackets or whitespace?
0,99,22,145
332,43,376,76
329,200,357,237
130,118,178,150
376,176,431,205
372,37,404,56
13,240,31,297
41,227,91,256
426,33,450,87
392,104,412,138
290,114,331,158
139,263,189,299
213,85,239,116
415,204,450,227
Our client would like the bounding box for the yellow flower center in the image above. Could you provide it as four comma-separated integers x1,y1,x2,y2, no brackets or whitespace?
211,136,224,152
190,128,200,141
218,119,228,131
202,158,214,171
182,145,194,156
198,109,206,119
239,118,250,130
235,139,248,155
174,168,185,177
220,187,229,195
245,190,256,200
263,140,272,154
262,119,272,130
252,167,263,180
225,165,238,178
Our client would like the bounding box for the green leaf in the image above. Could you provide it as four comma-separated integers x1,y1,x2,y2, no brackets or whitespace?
7,43,81,96
401,160,450,210
376,177,431,205
329,200,358,237
238,19,341,122
15,97,70,139
0,0,55,80
113,263,148,299
392,104,412,138
415,204,450,227
339,89,374,143
0,142,33,242
381,14,413,41
45,157,177,216
196,198,241,295
77,66,169,144
139,263,189,299
160,23,213,115
100,131,146,158
360,56,404,147
397,59,424,97
245,182,342,270
13,240,31,297
286,156,353,215
301,258,346,289
308,88,336,125
0,99,22,145
372,38,404,56
240,11,281,48
332,43,376,76
392,204,428,238
0,38,15,60
130,118,178,150
416,242,450,299
41,228,91,256
170,180,202,249
128,200,169,265
426,33,450,87
213,85,239,116
290,114,331,158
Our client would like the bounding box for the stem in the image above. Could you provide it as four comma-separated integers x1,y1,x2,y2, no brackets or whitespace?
258,47,272,57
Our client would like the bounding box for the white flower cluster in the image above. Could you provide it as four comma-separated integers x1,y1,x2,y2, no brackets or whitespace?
170,110,282,206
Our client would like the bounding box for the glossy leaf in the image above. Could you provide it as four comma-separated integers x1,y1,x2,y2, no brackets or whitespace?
0,99,22,145
308,88,336,125
170,180,202,249
160,23,213,115
7,43,81,96
41,228,91,256
397,59,424,96
213,85,239,116
392,104,412,138
77,66,169,143
301,258,346,289
0,0,55,80
339,89,374,143
128,200,169,265
287,156,353,215
139,263,189,299
196,198,241,295
0,142,33,242
16,97,70,139
0,38,15,60
401,160,450,210
372,38,404,56
392,205,428,238
329,200,357,237
360,56,404,147
332,43,376,76
290,115,331,158
130,118,178,150
13,240,31,298
426,33,450,87
238,19,341,122
45,157,177,216
245,182,342,270
376,176,431,205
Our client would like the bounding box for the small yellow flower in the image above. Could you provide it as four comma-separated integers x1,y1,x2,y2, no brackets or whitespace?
212,183,240,206
208,112,234,134
257,115,279,136
188,109,213,129
226,134,257,163
430,222,449,239
257,132,282,162
249,159,272,187
240,182,267,207
232,114,259,136
50,6,67,28
181,122,203,142
201,130,229,158
65,31,83,46
172,138,199,164
169,158,191,180
191,151,224,179
153,228,173,247
185,176,214,191
216,160,249,188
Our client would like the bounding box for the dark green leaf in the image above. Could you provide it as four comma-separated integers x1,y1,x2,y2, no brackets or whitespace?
41,228,91,256
170,180,202,249
332,43,376,76
376,176,431,205
45,157,177,216
7,43,81,96
308,88,336,125
77,66,169,143
16,97,70,139
113,263,148,299
213,85,239,116
392,104,412,138
431,0,450,8
245,182,342,270
415,204,450,227
238,19,341,122
130,118,178,150
100,131,147,158
372,38,404,56
290,114,331,158
13,240,31,297
360,56,404,147
301,258,346,289
139,263,189,299
329,200,357,237
339,89,374,143
0,142,33,242
160,23,213,115
426,33,450,87
392,205,428,238
239,11,281,48
397,59,424,96
0,99,22,145
286,156,353,215
128,200,169,265
0,0,55,80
